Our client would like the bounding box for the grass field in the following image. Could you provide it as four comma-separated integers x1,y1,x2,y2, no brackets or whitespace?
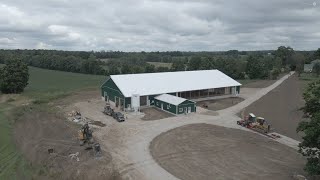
0,103,32,179
0,65,106,178
23,67,106,100
147,62,172,68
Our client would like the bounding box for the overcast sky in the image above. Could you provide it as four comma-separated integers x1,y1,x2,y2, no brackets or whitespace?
0,0,319,51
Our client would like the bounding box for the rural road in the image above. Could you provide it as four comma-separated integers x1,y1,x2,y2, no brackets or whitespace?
95,71,299,180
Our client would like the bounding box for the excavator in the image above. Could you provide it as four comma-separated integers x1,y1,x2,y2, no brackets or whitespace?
78,123,101,156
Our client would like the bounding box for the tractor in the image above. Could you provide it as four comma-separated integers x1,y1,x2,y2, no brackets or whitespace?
237,113,256,127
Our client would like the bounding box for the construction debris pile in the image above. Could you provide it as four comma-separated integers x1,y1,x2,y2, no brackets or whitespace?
68,110,86,123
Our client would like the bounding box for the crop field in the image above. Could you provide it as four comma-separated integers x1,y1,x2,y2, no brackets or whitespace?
23,67,105,100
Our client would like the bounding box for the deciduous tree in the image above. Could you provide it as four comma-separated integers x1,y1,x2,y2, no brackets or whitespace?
297,80,320,176
0,58,29,93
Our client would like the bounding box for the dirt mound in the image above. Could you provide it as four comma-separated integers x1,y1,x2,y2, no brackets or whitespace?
150,123,305,180
14,110,118,180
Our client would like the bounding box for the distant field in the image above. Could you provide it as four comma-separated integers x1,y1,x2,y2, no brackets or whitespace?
23,67,106,100
147,62,172,68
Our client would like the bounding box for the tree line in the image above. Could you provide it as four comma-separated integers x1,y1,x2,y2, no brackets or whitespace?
0,47,319,79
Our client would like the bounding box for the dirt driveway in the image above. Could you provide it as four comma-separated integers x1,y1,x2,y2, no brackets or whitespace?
150,124,305,180
243,74,305,141
64,72,302,180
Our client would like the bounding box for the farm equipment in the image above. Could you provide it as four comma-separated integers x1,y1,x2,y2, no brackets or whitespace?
237,113,256,127
78,123,94,147
251,117,271,133
78,123,102,156
237,113,271,133
103,104,114,116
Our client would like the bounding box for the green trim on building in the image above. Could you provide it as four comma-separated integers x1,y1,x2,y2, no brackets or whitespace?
236,86,240,94
177,100,196,114
154,97,196,115
101,78,126,108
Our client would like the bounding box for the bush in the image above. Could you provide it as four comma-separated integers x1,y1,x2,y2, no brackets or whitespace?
270,68,280,80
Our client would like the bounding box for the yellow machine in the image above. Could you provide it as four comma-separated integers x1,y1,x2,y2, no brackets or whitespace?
78,123,102,156
251,117,271,133
78,123,94,147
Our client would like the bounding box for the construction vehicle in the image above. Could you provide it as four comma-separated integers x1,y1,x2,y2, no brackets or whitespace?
237,113,271,133
78,123,102,155
103,104,114,116
237,113,256,127
251,117,271,133
78,123,94,147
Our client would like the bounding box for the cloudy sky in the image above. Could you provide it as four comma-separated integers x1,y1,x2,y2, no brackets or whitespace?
0,0,319,51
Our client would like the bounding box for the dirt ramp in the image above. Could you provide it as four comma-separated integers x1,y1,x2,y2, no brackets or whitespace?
14,110,119,180
150,123,305,180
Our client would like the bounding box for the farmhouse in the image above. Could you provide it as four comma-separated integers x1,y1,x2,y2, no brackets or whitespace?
101,70,241,112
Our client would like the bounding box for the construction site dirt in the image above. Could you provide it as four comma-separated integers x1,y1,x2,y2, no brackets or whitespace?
13,93,119,180
197,97,244,111
150,123,306,180
141,107,174,121
243,74,305,141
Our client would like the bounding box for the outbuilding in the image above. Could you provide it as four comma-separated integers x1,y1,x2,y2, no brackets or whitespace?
154,94,196,114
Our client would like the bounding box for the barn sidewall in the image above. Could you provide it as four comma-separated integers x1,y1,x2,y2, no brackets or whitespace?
154,99,177,114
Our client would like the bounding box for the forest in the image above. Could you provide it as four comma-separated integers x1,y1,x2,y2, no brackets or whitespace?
0,47,319,80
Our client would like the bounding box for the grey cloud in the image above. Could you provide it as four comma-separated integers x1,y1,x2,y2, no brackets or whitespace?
0,0,319,51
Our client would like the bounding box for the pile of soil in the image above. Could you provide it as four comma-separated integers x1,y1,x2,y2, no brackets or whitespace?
14,110,118,180
150,123,305,180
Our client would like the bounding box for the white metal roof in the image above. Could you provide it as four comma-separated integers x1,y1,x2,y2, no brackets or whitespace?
110,70,241,97
155,94,189,106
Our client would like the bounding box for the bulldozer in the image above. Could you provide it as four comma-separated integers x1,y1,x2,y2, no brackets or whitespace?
251,117,271,133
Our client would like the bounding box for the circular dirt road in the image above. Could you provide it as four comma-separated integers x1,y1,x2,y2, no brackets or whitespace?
150,124,305,180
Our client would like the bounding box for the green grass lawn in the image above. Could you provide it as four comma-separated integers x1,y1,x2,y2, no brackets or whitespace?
0,104,31,179
23,66,106,100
